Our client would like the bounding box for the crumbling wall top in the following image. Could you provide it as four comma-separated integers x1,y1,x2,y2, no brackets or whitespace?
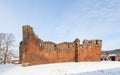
23,25,42,43
83,39,102,47
22,25,102,49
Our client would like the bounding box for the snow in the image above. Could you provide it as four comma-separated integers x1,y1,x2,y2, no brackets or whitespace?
0,61,120,75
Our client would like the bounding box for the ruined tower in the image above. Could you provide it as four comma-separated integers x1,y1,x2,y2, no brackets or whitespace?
19,25,102,66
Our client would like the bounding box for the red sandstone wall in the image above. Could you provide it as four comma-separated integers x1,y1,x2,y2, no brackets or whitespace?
78,46,101,62
21,38,76,65
19,25,102,66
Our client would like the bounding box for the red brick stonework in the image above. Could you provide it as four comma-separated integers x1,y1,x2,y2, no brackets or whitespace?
19,25,102,66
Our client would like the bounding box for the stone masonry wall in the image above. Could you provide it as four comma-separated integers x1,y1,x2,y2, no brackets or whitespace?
19,25,102,66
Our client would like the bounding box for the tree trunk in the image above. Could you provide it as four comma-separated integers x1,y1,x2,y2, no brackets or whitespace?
3,48,8,64
3,53,7,64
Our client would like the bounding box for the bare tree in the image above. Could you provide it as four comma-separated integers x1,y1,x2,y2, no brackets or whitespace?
0,33,15,64
0,33,5,58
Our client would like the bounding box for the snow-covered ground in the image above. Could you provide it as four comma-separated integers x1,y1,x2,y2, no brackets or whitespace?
0,61,120,75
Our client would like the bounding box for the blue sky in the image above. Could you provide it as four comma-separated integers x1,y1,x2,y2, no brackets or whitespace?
0,0,120,51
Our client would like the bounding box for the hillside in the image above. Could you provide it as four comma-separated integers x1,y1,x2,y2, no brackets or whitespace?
102,49,120,54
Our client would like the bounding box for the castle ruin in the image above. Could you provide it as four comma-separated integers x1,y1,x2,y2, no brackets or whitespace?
19,25,102,66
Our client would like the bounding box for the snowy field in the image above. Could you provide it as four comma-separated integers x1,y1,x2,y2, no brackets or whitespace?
0,61,120,75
